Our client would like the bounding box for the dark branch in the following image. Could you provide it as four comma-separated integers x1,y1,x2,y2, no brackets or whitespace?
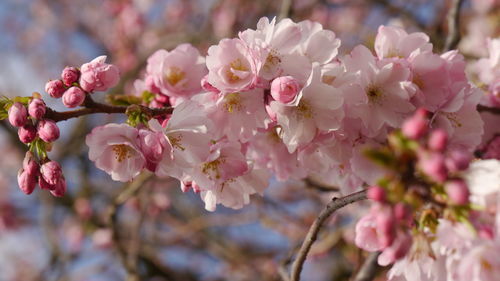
44,95,173,122
444,0,465,51
289,189,367,281
354,252,381,281
477,104,500,115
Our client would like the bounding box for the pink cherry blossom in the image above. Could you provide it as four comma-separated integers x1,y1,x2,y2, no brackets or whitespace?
374,25,432,59
80,56,120,92
86,123,145,182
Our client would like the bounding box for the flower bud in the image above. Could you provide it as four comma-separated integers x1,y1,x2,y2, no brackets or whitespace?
37,119,60,142
79,56,120,92
393,203,411,223
402,112,428,140
8,102,27,127
418,152,447,183
445,180,470,205
23,152,39,176
39,176,55,190
61,66,80,86
50,177,66,197
201,75,219,93
45,80,66,98
270,76,300,104
17,169,37,195
367,186,386,202
28,98,46,119
428,129,447,151
40,161,63,186
445,149,471,172
62,87,86,108
18,124,37,143
376,208,396,248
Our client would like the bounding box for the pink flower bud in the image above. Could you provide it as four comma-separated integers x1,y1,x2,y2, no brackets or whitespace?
17,169,37,195
23,152,39,176
418,152,447,183
45,80,66,98
270,76,300,104
40,161,63,186
401,112,428,140
445,180,470,205
61,66,80,86
367,186,386,202
201,75,219,93
8,102,27,127
50,177,66,197
37,119,60,142
445,149,471,172
79,56,120,92
393,203,411,223
18,124,37,143
28,98,46,119
376,208,396,248
39,175,55,190
428,129,447,151
62,87,86,108
139,129,166,172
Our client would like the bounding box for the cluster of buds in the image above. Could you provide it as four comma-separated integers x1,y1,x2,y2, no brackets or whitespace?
17,152,66,197
7,95,60,144
355,109,475,266
45,56,119,108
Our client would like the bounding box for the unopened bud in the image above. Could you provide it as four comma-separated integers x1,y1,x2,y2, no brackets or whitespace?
61,67,80,86
18,124,37,143
37,119,60,142
445,149,471,172
402,109,428,139
445,180,470,205
62,87,86,108
40,161,63,186
419,152,447,183
270,76,300,104
367,186,386,202
376,209,396,248
428,129,447,151
45,80,66,98
50,177,66,197
28,98,46,119
8,102,27,127
17,169,37,195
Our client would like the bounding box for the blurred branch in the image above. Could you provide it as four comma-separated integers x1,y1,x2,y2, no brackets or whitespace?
107,173,153,281
477,104,500,115
279,0,293,20
443,0,465,51
289,189,367,281
353,252,381,281
304,178,339,192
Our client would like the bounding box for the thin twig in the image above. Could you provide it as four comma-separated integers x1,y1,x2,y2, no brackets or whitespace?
354,252,381,281
290,189,367,281
444,0,465,51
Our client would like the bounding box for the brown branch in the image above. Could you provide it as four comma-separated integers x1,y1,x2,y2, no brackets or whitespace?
279,0,293,20
443,0,465,51
354,252,381,281
44,95,173,122
478,104,500,115
289,189,367,281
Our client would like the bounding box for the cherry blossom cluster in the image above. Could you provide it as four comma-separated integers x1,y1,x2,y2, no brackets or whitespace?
2,17,486,212
354,109,476,268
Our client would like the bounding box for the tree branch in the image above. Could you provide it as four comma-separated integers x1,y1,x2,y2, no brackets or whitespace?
289,189,367,281
279,0,293,20
44,95,173,122
354,252,381,281
477,104,500,115
444,0,465,51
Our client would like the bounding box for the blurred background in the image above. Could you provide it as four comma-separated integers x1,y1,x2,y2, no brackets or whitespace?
0,0,498,280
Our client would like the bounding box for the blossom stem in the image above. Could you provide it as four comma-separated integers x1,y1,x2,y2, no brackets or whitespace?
444,0,465,51
354,251,381,281
289,189,368,281
44,95,173,122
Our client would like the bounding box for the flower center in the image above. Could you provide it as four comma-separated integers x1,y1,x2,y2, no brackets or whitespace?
297,99,313,119
226,59,249,82
165,66,185,86
202,157,225,180
223,92,244,113
366,85,384,104
112,144,131,162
